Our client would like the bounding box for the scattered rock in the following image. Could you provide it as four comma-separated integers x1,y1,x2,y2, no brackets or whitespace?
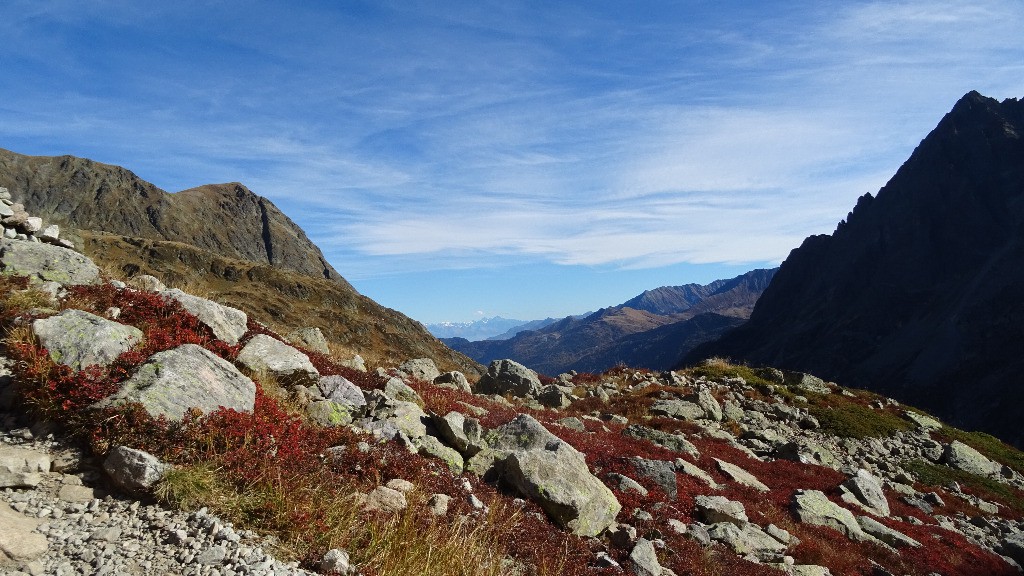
857,516,921,548
942,441,1000,477
434,371,471,392
629,538,662,576
840,469,890,516
286,327,331,355
694,495,748,527
398,358,441,382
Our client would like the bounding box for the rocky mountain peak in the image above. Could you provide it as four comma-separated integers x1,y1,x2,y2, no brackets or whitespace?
690,91,1024,447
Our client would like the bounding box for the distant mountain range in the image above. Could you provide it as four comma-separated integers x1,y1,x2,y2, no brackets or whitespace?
426,315,592,341
445,268,775,375
690,91,1024,447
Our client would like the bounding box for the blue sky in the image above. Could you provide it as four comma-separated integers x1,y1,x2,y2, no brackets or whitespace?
2,1,1023,324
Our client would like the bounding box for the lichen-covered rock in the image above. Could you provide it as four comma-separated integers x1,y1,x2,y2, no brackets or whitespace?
792,489,870,542
840,469,889,516
161,288,248,346
504,445,621,537
32,310,143,370
415,435,464,474
383,377,423,405
0,238,99,285
650,399,705,420
628,538,662,576
475,359,541,397
942,440,1000,477
305,401,356,427
623,425,700,458
96,344,256,420
857,515,920,548
432,411,484,456
236,334,319,384
631,458,677,500
317,375,366,409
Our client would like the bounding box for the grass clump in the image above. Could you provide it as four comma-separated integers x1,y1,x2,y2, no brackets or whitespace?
808,399,912,439
935,427,1024,476
903,459,1024,513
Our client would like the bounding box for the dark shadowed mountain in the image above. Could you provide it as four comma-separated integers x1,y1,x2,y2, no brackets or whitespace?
446,268,775,375
689,91,1024,447
0,148,482,375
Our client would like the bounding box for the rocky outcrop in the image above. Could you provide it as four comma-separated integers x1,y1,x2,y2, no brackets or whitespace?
103,446,170,492
692,91,1024,447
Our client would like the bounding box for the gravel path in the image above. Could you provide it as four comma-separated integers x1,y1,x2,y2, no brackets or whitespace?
1,356,315,576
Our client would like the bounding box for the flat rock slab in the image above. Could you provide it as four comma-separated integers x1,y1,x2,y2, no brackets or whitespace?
714,458,769,491
32,309,143,370
0,238,99,285
161,289,247,346
96,343,256,420
0,502,48,562
943,440,1000,477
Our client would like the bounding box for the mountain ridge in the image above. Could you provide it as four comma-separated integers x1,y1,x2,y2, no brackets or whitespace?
689,90,1024,446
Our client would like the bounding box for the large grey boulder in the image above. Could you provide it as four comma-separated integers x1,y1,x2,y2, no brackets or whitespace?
161,289,247,346
236,334,319,384
96,344,256,420
628,538,662,576
707,522,788,560
840,469,889,516
714,458,769,491
32,310,143,370
357,390,428,440
650,399,705,421
0,238,99,285
475,359,542,397
631,457,678,500
942,440,1000,477
434,371,471,392
489,414,620,537
792,489,870,542
103,446,169,491
693,388,723,421
398,358,441,382
505,446,620,537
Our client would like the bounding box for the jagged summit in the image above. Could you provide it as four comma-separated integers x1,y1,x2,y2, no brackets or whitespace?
690,91,1024,446
0,149,347,286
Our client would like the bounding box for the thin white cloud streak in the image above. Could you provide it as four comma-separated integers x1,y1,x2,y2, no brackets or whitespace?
1,0,1022,280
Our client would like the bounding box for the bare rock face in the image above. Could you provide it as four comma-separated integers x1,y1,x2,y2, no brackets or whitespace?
95,344,256,421
0,238,99,285
32,310,143,370
693,91,1024,447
